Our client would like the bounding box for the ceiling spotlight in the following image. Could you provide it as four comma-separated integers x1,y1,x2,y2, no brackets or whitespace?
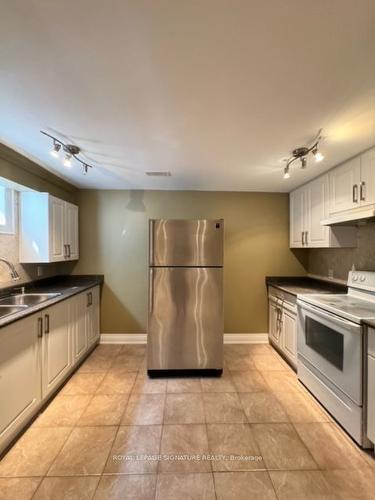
40,130,95,175
283,166,290,179
50,141,61,158
312,147,324,162
64,153,72,168
301,157,307,169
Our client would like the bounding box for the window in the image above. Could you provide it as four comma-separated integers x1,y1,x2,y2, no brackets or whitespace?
0,186,15,234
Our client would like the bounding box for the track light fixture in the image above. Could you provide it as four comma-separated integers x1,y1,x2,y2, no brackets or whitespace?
282,129,324,179
41,131,94,174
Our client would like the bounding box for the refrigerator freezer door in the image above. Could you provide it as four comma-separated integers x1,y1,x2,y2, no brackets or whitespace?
149,219,223,267
148,267,223,370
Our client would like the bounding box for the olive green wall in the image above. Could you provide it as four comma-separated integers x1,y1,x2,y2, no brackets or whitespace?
0,143,78,203
74,190,307,333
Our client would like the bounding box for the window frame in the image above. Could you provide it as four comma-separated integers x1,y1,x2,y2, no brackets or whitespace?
0,187,15,235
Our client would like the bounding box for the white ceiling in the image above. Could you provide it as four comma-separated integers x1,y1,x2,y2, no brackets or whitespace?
1,0,375,191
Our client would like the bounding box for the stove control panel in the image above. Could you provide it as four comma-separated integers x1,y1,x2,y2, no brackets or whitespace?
348,271,375,291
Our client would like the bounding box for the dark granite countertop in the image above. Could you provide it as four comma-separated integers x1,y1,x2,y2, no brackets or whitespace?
266,276,347,297
0,275,104,328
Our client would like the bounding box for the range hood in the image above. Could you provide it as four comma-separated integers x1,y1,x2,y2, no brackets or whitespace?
321,206,375,226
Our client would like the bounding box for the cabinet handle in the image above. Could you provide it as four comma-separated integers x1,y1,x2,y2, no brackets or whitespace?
149,268,154,313
90,292,93,305
305,231,308,246
276,308,282,340
63,244,67,258
360,181,366,201
353,184,359,203
87,292,90,307
68,244,71,258
44,314,50,334
301,231,304,246
38,317,43,338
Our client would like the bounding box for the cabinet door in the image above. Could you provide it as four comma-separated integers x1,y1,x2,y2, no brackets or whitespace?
281,308,297,365
269,300,280,347
86,287,101,348
360,147,375,207
42,300,71,398
71,292,88,363
49,196,66,261
307,175,329,247
290,188,305,247
0,315,41,452
329,158,361,214
65,202,79,260
368,354,375,443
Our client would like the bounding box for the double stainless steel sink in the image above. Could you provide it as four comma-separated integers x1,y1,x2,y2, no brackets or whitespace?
0,293,62,319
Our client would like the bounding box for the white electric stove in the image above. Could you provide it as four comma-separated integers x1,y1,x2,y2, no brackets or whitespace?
297,271,375,448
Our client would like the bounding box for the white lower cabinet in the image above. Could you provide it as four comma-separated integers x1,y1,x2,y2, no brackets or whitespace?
41,300,71,399
268,297,281,347
0,285,100,453
281,306,297,366
71,292,88,363
0,314,41,452
268,288,297,367
87,286,100,348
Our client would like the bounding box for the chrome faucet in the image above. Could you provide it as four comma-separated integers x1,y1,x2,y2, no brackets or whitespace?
0,258,20,281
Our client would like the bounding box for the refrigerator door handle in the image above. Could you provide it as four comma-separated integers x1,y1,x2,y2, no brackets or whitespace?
149,268,154,314
149,220,154,266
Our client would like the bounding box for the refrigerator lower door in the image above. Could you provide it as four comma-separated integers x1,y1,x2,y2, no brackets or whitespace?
148,267,223,371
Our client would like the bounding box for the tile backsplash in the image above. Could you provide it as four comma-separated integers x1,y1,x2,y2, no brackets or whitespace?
0,192,74,287
308,223,375,280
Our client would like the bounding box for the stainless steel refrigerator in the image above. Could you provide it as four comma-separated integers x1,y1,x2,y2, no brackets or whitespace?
147,219,224,376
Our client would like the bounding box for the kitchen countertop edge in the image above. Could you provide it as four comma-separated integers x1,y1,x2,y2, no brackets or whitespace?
266,275,347,296
0,275,104,328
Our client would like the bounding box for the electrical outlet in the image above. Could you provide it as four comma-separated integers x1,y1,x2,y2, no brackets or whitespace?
328,269,334,280
37,266,43,277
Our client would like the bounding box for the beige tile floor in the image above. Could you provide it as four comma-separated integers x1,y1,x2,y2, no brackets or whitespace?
0,343,375,499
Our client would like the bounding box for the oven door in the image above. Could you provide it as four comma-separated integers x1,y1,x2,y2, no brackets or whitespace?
297,300,363,405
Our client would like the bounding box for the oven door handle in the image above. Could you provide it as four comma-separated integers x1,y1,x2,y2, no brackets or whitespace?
297,300,361,330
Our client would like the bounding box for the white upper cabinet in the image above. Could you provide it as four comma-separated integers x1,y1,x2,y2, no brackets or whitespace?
290,174,357,248
360,147,375,207
65,202,79,260
308,175,329,247
20,192,79,263
50,196,65,261
329,157,361,214
328,147,375,216
289,187,305,247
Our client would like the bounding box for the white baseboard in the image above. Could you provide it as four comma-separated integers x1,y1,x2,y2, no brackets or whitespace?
100,333,268,345
100,334,147,344
224,333,268,344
